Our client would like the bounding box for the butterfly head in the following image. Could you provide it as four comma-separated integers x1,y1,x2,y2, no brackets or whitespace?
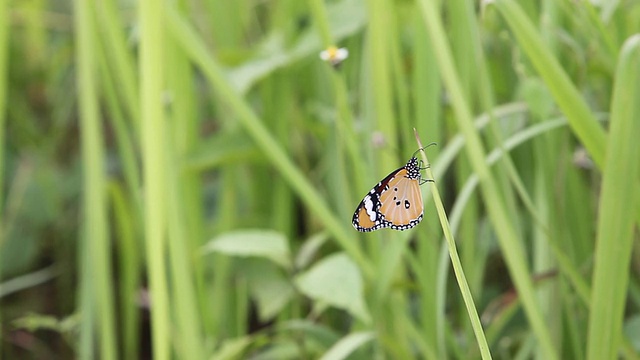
405,157,421,180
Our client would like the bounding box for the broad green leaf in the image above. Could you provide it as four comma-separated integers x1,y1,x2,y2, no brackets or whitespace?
319,332,375,360
277,320,341,348
210,336,252,360
203,230,291,269
243,260,295,321
294,232,329,270
294,253,370,324
250,341,322,360
250,345,297,360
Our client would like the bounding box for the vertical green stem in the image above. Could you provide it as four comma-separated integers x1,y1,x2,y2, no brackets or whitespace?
415,132,492,360
139,0,170,359
308,0,333,46
587,35,640,360
367,0,397,169
0,10,8,351
0,0,8,217
74,0,117,358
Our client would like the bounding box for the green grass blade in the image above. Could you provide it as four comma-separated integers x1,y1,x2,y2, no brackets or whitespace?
95,0,140,126
0,0,8,218
309,0,333,46
165,141,205,359
97,42,142,213
586,35,640,360
416,135,492,360
366,0,398,170
139,0,170,359
108,183,141,360
490,0,607,169
0,8,9,353
74,0,117,358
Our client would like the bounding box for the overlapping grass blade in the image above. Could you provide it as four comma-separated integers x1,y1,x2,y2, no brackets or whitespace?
587,35,640,360
416,0,557,358
490,0,606,168
74,0,117,358
165,6,374,279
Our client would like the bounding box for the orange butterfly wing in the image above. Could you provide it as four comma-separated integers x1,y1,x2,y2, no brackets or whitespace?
352,165,405,231
377,170,423,229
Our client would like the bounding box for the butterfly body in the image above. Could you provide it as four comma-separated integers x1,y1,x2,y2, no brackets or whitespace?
352,157,425,232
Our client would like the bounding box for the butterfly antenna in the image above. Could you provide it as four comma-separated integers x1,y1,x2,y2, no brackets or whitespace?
411,142,437,158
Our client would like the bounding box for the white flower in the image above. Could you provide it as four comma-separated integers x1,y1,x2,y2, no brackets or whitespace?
319,46,349,67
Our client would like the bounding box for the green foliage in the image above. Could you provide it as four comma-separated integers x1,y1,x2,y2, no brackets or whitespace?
2,0,640,359
205,230,292,269
295,253,370,324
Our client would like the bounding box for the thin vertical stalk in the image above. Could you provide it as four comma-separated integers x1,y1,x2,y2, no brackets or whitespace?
74,0,117,358
97,41,142,214
77,236,95,360
0,8,8,351
165,4,207,352
139,0,170,359
415,131,492,360
96,0,140,127
261,74,294,233
109,183,141,360
0,0,8,217
533,3,563,352
308,0,333,46
367,0,397,170
411,9,444,354
166,138,205,359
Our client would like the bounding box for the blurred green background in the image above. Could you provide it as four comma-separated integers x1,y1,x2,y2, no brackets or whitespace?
1,0,640,359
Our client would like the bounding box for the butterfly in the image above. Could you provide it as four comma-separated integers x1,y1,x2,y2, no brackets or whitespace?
352,146,434,232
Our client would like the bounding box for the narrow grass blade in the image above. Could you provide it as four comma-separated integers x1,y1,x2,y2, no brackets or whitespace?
74,0,117,358
428,191,489,360
587,35,640,360
165,137,205,359
415,131,492,360
366,0,398,170
108,183,141,360
0,266,57,298
139,0,170,359
0,0,8,216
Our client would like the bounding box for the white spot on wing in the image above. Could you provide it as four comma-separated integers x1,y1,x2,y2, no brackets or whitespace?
363,195,377,221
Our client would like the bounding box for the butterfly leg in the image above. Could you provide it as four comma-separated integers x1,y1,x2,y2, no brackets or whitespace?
417,160,435,184
419,178,435,185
